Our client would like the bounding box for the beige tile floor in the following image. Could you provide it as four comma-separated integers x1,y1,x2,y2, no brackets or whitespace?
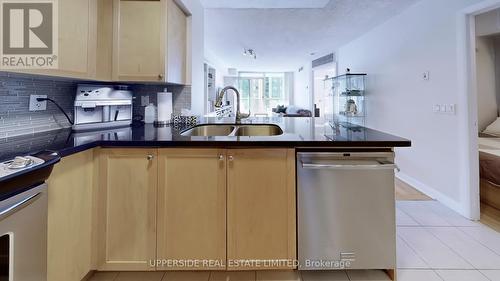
88,200,500,281
89,270,394,281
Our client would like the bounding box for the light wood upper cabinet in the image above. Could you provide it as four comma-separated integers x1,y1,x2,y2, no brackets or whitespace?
97,149,158,271
112,0,164,81
112,0,187,83
7,0,188,82
46,150,96,281
227,149,297,270
157,149,226,270
95,0,114,81
11,0,98,79
57,0,96,77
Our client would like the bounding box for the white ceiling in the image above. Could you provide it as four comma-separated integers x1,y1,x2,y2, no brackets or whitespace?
200,0,330,9
204,0,420,72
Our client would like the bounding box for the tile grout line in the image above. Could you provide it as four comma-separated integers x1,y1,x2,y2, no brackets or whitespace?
397,226,474,271
429,269,446,281
396,232,432,270
433,269,496,281
422,226,478,270
478,269,496,281
111,271,119,281
396,206,420,227
457,225,500,258
345,269,352,281
398,202,452,227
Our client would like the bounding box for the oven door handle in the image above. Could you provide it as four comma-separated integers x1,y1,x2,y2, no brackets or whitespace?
301,161,400,172
0,192,42,221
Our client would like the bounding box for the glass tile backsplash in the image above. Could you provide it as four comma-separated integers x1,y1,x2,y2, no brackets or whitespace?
0,72,191,138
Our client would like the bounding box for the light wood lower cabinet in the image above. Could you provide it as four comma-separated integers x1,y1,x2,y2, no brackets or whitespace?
157,149,226,270
97,149,158,271
46,150,95,281
93,148,296,272
227,149,296,270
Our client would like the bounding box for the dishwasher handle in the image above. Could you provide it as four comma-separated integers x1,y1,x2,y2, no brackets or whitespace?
301,161,400,172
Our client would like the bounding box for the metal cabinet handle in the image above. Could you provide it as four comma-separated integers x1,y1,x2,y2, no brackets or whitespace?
301,162,399,171
218,155,224,161
158,74,164,80
0,192,41,221
147,154,154,161
228,155,234,161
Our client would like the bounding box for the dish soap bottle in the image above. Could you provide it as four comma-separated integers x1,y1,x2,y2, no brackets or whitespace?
144,103,157,124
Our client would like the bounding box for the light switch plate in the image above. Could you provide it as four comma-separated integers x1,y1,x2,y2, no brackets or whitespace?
29,95,47,111
446,104,456,114
433,103,456,115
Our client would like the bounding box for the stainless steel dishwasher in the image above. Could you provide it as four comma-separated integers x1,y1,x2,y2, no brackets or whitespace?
297,152,397,270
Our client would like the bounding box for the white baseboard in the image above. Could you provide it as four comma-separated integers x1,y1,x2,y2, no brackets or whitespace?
396,172,469,218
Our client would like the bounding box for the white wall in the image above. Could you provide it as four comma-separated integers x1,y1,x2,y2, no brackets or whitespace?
337,0,483,215
475,36,498,131
178,0,205,115
205,42,229,89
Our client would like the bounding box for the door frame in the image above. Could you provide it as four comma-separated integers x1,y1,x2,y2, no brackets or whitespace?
458,0,500,220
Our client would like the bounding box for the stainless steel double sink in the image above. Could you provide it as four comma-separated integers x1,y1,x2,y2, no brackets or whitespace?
180,124,284,137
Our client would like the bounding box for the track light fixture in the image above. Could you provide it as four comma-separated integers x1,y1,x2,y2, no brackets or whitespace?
243,48,257,59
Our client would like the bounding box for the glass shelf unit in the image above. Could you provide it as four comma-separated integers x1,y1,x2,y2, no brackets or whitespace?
330,73,366,130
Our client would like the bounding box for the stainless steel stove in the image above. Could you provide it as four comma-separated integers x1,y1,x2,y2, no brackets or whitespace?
0,156,45,179
0,153,54,281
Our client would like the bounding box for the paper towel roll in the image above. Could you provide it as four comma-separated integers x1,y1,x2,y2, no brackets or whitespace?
157,91,173,123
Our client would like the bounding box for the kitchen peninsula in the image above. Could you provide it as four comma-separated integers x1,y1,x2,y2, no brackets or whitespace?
0,117,410,281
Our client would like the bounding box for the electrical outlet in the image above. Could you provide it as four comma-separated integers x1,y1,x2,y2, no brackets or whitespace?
423,71,430,81
29,95,47,111
141,96,150,106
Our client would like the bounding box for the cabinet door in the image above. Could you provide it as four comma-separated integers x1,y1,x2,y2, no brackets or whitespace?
12,0,97,79
46,150,95,281
113,0,165,81
227,149,296,270
57,0,96,77
97,149,157,271
157,149,226,270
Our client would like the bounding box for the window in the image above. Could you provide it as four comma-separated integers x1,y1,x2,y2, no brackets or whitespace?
237,72,289,115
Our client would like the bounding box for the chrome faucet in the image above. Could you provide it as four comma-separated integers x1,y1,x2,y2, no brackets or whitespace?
215,86,250,123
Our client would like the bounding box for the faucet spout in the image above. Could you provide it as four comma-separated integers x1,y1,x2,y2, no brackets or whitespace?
215,86,250,123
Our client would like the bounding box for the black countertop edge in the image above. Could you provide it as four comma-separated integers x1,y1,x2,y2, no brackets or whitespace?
0,118,411,163
55,139,411,158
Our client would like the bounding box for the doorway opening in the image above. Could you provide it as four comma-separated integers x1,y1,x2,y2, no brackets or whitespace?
459,0,500,224
473,7,500,231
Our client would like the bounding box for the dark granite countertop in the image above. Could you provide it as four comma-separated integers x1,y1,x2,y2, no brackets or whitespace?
0,117,411,162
